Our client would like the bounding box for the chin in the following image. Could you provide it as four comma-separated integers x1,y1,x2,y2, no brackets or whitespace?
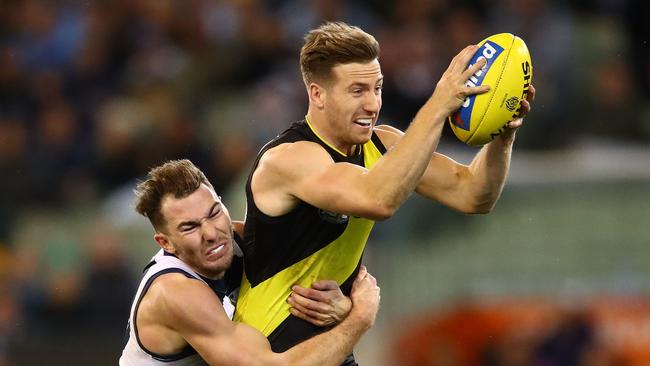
353,132,372,144
205,254,234,279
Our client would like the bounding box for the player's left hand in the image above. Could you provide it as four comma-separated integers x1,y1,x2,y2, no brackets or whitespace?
504,84,535,132
288,280,352,327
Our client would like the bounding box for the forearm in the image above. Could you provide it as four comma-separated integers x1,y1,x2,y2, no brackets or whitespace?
467,131,515,211
366,103,447,212
280,314,369,366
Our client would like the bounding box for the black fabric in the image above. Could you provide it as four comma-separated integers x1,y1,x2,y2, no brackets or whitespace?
242,120,371,286
268,317,358,365
223,233,244,295
242,120,383,359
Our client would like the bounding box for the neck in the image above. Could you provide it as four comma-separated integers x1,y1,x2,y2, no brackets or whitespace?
196,268,226,281
306,110,355,156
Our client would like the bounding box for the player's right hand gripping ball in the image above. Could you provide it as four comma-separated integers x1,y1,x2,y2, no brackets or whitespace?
449,33,533,147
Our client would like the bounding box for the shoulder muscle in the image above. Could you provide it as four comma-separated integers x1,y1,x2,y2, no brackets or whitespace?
149,273,232,335
251,141,335,216
374,124,404,150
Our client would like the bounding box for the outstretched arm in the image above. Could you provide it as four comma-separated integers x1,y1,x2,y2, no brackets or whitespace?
376,85,535,214
253,46,490,220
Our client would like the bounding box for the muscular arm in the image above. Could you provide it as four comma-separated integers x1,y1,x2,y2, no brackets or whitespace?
140,269,377,366
253,46,490,220
375,85,534,214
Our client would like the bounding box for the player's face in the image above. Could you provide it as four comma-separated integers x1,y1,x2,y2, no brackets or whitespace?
156,184,234,279
324,60,383,150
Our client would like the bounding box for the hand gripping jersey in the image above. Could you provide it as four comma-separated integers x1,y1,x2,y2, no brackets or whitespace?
119,250,238,366
235,119,386,353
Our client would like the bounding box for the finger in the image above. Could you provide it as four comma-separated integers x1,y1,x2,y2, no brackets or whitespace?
364,271,377,286
462,57,487,80
291,285,322,300
289,292,330,313
527,84,536,101
451,45,478,74
447,45,476,74
517,99,531,117
292,285,332,303
311,280,339,291
289,307,329,327
506,118,523,129
357,265,368,280
288,295,329,321
462,85,490,98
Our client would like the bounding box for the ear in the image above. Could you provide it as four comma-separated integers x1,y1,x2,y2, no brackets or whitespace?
308,82,326,110
154,233,175,254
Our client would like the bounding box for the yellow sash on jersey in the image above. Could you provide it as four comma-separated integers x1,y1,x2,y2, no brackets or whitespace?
234,138,383,336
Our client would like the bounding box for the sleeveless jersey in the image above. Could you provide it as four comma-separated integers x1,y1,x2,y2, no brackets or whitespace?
234,119,386,352
119,249,238,366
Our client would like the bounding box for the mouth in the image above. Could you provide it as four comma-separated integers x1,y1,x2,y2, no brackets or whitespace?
353,118,373,128
206,241,228,258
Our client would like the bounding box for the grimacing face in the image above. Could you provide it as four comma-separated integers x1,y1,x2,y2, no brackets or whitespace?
154,184,234,279
322,59,383,152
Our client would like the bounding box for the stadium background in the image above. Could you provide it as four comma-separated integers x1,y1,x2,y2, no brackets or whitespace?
0,0,648,365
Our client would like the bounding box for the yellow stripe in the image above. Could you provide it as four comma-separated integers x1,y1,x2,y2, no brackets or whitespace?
235,216,374,335
363,138,383,169
234,136,385,336
304,116,348,157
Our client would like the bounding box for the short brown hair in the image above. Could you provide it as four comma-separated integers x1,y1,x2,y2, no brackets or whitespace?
300,22,380,86
134,159,213,232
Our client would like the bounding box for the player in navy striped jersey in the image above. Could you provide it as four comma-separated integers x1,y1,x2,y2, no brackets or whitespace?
119,159,380,366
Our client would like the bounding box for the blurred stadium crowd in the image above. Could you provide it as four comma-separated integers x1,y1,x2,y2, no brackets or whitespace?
0,0,648,365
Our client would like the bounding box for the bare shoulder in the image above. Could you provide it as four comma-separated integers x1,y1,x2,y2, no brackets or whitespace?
143,274,279,365
374,124,404,149
257,141,335,179
252,141,339,216
148,273,229,329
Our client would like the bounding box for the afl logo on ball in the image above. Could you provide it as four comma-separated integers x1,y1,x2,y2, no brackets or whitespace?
318,209,349,224
505,96,519,112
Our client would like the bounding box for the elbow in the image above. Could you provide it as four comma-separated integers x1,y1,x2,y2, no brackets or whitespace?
358,199,397,221
461,185,502,214
470,204,494,215
370,208,396,221
455,205,491,215
369,201,398,221
450,191,497,214
463,198,497,215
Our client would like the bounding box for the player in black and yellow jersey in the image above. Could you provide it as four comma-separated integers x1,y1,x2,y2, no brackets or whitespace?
235,22,535,365
120,159,380,366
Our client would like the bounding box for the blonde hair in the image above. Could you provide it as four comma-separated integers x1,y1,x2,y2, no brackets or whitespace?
300,22,380,86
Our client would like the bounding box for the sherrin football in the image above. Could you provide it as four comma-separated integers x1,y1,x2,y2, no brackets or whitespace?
449,33,533,147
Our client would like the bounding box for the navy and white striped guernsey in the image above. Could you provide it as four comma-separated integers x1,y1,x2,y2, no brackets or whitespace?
119,249,237,366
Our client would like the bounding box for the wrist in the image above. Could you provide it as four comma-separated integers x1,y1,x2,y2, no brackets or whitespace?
347,307,373,331
335,297,353,322
424,98,451,123
497,128,517,144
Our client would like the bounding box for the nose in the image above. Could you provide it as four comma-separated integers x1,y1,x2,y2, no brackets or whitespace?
364,91,381,114
200,221,219,242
